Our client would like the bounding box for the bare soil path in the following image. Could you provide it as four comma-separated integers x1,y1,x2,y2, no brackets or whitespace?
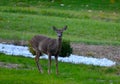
71,43,120,64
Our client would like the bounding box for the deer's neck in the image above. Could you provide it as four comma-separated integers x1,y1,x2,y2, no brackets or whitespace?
56,37,62,53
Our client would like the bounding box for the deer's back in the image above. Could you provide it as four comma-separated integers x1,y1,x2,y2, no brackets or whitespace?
29,35,48,51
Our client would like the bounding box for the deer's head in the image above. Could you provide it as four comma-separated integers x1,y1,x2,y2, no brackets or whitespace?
52,26,67,38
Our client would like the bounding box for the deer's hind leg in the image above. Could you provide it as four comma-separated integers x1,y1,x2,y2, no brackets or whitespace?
35,51,43,73
48,53,52,74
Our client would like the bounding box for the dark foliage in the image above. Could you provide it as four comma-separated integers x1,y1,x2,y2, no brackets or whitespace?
59,39,72,57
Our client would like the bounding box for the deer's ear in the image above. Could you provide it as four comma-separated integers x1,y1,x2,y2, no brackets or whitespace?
52,26,57,31
62,25,67,31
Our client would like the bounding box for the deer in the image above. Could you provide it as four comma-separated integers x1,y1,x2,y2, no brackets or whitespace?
29,26,67,75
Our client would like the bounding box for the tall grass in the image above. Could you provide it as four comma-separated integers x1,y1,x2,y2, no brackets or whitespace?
0,6,120,22
1,0,120,11
0,11,120,45
0,0,120,45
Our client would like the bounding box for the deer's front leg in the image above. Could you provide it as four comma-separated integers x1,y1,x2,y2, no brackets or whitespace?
35,51,43,73
55,56,59,75
48,54,52,74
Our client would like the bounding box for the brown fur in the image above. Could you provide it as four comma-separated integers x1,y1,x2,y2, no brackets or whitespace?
30,35,59,55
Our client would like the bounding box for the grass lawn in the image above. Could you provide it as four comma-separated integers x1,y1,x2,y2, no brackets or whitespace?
0,53,120,84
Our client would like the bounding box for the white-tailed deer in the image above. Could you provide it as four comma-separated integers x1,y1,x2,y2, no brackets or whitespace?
29,26,67,74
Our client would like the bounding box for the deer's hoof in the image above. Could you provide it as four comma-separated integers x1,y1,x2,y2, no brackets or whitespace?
56,72,59,75
48,70,51,74
39,70,43,74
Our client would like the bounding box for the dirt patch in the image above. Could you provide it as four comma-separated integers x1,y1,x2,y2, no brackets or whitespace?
0,39,28,46
0,62,22,69
71,43,120,64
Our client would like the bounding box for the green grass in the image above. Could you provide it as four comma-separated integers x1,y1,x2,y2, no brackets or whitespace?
0,0,120,45
0,53,120,84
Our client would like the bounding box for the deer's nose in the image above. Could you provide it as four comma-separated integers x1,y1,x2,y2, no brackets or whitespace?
58,33,62,37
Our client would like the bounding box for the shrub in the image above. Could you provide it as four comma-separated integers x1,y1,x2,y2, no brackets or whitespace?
28,39,72,57
28,43,36,55
59,39,72,57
